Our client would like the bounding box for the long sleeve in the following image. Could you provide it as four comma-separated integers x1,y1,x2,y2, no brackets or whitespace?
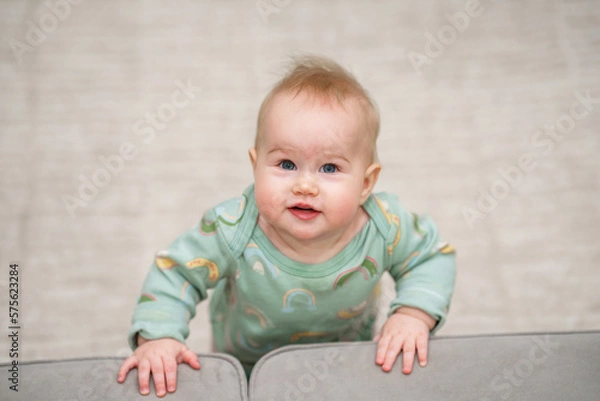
382,194,456,334
127,207,237,350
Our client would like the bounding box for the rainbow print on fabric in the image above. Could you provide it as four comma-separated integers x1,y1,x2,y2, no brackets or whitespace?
138,293,156,303
389,214,401,255
185,258,219,282
180,281,199,304
374,196,392,225
373,196,401,255
201,195,248,235
336,300,368,319
155,251,178,270
333,257,378,289
236,331,274,353
244,244,279,278
200,217,217,235
281,288,317,313
436,242,456,255
412,212,426,238
399,251,420,272
214,195,247,226
245,306,273,328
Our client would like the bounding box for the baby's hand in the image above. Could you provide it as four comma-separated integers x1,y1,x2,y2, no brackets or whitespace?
117,336,201,397
374,307,436,374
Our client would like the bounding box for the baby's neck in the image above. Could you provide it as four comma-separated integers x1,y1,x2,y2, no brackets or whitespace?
257,208,369,264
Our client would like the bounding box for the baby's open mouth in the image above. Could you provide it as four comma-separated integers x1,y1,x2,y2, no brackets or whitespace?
291,206,315,211
288,205,320,220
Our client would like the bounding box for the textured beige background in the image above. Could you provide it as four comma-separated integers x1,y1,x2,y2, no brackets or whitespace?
0,0,599,363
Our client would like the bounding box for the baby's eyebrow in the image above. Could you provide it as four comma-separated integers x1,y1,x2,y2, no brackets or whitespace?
266,147,292,155
265,147,351,164
322,152,351,164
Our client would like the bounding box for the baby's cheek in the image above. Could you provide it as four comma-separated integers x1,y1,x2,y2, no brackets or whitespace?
255,186,283,219
330,196,360,222
254,190,270,215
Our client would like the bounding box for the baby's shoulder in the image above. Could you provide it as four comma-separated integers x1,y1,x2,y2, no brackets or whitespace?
198,186,257,251
200,195,249,232
368,191,406,218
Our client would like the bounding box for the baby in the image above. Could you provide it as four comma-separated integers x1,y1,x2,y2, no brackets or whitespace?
117,55,456,397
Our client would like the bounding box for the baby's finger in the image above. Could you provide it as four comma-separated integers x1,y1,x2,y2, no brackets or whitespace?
137,359,151,395
163,356,178,393
373,333,381,342
401,337,416,374
150,357,167,397
375,334,391,365
181,349,201,370
382,335,404,372
416,334,428,367
117,356,138,383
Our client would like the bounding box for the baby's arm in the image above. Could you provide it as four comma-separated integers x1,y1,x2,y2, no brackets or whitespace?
117,204,238,395
117,335,200,397
374,194,456,374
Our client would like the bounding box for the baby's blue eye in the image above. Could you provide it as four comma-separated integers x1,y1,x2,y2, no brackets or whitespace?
280,160,296,170
320,163,338,174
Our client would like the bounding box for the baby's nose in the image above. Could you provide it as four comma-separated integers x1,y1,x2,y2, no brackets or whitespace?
292,176,319,196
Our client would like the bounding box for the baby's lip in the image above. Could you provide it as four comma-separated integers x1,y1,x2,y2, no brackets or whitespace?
289,203,319,212
288,203,321,220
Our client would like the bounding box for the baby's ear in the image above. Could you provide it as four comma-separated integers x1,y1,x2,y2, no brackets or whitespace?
248,147,258,169
361,163,382,204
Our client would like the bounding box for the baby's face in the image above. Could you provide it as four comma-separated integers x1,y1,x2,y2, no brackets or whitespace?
250,92,380,243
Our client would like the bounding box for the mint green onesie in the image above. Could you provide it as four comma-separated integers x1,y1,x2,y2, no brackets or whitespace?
128,185,456,374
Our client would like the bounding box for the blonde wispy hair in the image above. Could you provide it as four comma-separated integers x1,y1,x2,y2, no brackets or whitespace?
255,55,380,161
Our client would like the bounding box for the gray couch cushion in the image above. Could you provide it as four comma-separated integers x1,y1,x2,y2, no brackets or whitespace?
3,332,598,400
249,332,600,401
0,353,247,400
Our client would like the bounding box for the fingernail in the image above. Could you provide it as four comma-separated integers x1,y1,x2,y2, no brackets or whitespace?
420,361,426,367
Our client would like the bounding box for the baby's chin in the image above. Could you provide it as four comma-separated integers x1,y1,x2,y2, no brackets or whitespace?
285,227,323,240
258,215,322,239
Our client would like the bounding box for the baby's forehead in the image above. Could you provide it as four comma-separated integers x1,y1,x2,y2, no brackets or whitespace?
268,136,351,155
261,124,369,165
257,90,376,159
263,91,368,134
